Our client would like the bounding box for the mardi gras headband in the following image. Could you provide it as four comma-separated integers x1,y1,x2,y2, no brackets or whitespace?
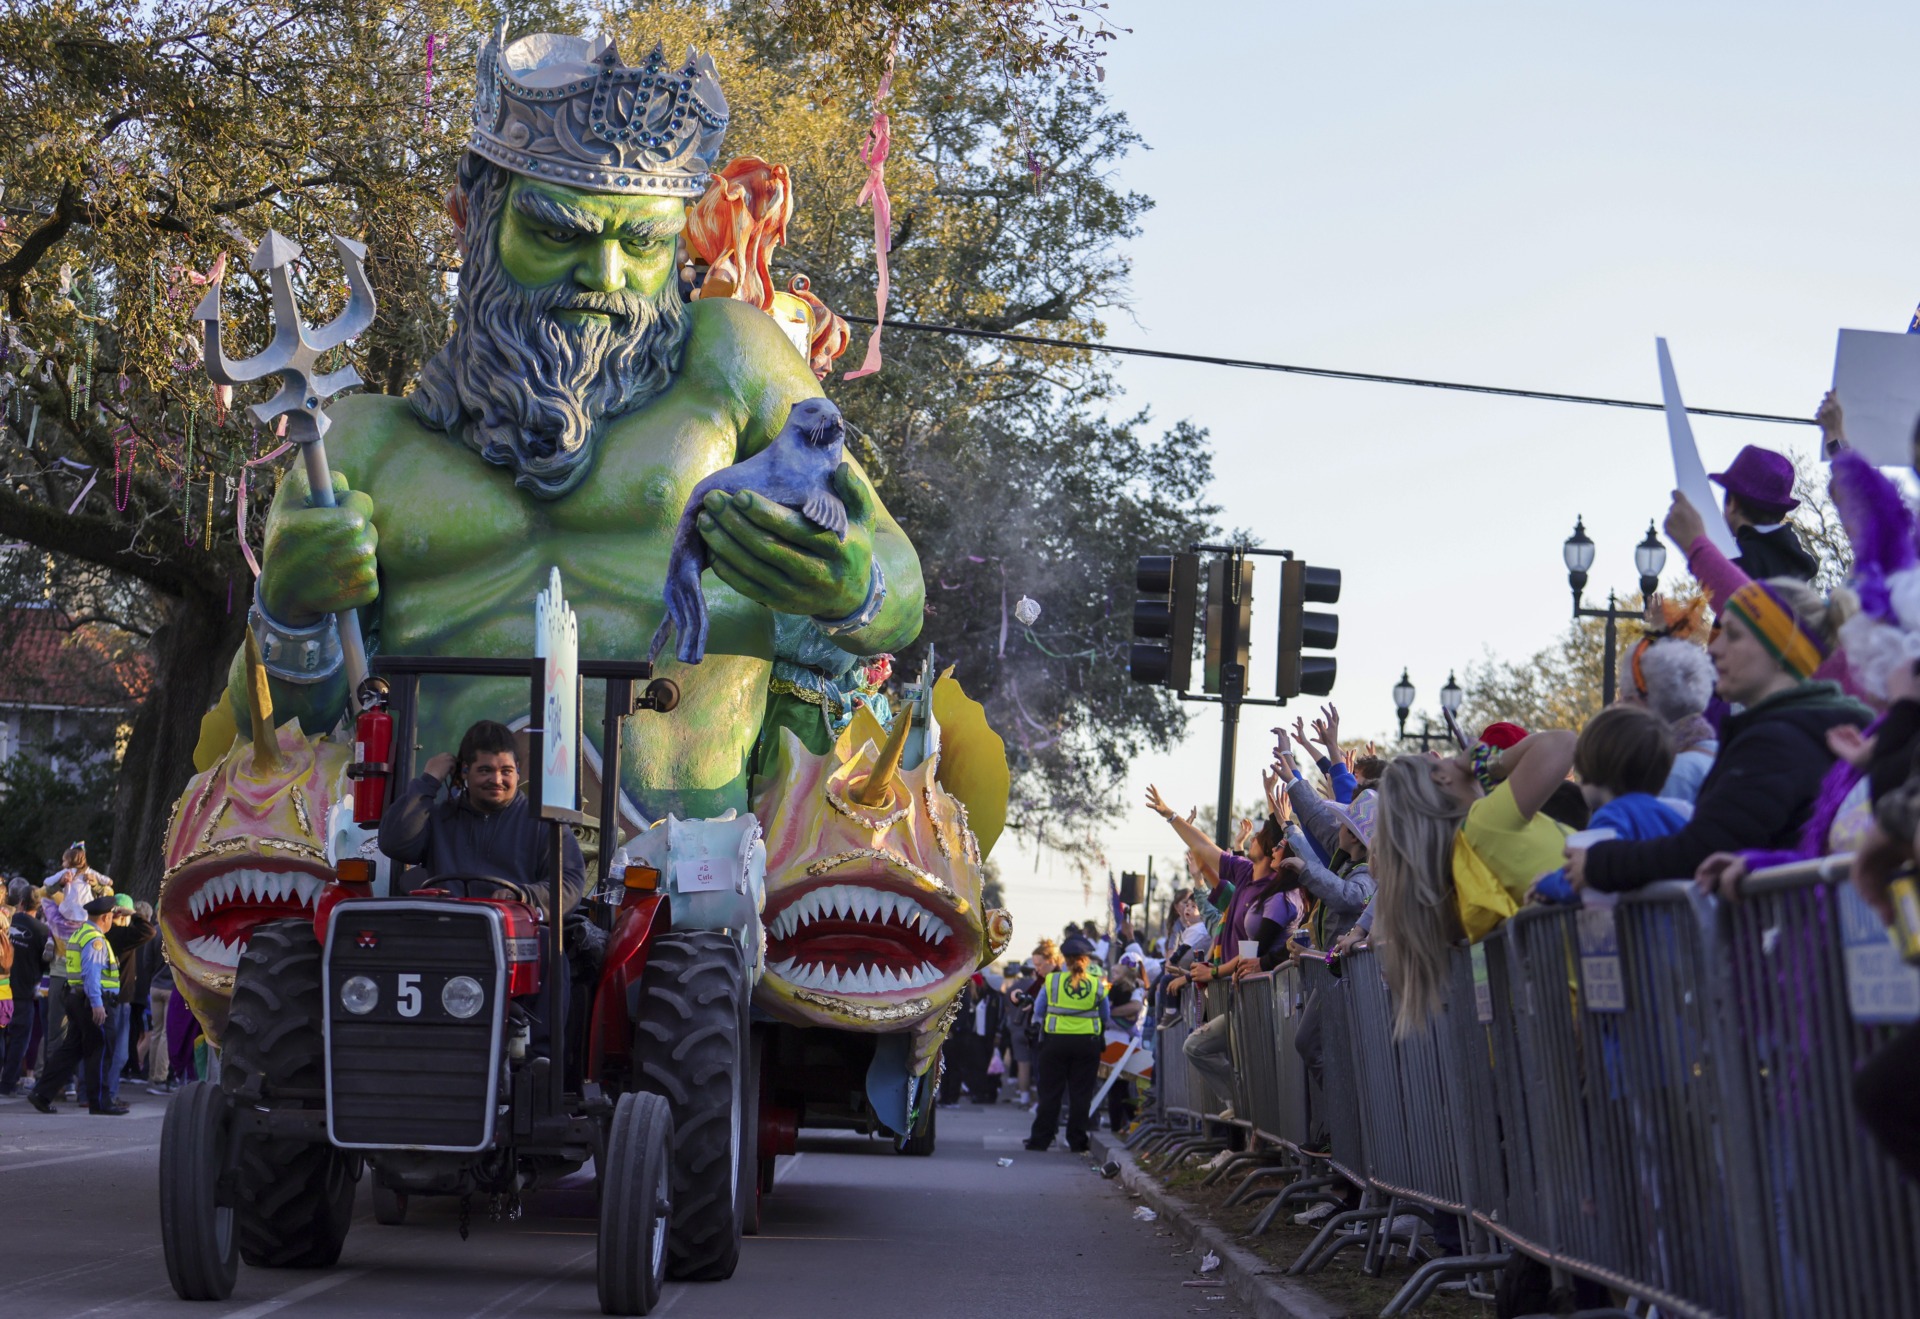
1725,581,1828,680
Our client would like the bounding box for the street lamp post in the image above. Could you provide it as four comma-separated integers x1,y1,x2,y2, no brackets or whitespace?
1563,517,1667,706
1393,669,1463,752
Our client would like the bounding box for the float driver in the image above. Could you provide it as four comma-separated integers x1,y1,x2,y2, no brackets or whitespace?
378,719,586,916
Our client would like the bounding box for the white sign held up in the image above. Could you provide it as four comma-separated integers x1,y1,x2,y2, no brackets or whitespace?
534,567,578,814
1831,329,1920,468
1657,338,1739,561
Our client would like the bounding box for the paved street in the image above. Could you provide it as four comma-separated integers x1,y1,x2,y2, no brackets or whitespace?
2,1090,1244,1318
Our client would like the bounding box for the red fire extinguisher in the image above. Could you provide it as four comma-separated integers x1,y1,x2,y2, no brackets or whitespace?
350,678,392,825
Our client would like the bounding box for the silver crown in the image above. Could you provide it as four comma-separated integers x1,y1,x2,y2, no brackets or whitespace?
470,29,729,198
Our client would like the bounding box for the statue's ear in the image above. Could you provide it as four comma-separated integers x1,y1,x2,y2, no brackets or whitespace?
447,187,470,258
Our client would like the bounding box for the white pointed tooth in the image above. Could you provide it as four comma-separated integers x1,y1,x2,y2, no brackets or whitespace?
846,966,868,993
240,870,258,902
188,889,202,920
793,962,817,989
919,961,940,987
882,892,903,924
828,888,847,920
852,890,871,922
880,967,901,992
278,873,295,901
795,897,814,929
807,963,829,990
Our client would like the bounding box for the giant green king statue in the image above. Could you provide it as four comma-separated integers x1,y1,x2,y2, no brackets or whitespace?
234,32,922,818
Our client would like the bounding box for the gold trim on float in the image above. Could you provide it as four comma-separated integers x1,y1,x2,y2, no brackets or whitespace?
162,835,328,882
290,785,313,838
782,987,934,1022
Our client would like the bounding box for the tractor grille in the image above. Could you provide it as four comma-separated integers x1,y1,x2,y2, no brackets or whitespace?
324,902,505,1151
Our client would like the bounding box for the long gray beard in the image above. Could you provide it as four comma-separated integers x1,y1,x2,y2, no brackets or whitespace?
411,165,690,501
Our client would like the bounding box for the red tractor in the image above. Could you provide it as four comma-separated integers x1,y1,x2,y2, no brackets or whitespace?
160,656,753,1316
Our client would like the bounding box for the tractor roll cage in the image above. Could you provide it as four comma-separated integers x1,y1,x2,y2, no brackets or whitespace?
367,654,677,1118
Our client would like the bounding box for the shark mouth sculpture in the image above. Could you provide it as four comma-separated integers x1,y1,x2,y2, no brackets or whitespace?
754,700,1012,1061
158,631,347,1042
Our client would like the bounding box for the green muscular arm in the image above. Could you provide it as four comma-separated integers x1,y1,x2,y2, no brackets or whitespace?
224,435,382,737
689,299,924,657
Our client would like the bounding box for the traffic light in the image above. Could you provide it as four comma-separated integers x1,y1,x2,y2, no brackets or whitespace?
1278,560,1341,698
1204,556,1254,696
1128,552,1199,689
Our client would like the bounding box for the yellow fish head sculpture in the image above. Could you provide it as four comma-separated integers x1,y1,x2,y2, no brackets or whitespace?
753,703,1012,1051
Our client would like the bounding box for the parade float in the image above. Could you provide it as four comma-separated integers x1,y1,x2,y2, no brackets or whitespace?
154,25,1011,1315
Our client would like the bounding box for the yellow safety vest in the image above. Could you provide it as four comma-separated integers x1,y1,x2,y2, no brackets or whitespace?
64,923,119,996
1043,969,1104,1035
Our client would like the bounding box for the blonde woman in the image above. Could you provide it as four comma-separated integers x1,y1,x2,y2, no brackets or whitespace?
1370,729,1576,1035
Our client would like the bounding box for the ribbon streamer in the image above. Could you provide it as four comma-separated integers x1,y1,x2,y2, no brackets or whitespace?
843,40,899,381
65,471,97,515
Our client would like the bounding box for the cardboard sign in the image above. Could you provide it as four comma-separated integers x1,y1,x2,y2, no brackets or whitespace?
1577,906,1626,1013
1657,338,1739,560
1832,328,1920,468
1839,883,1920,1025
534,567,578,813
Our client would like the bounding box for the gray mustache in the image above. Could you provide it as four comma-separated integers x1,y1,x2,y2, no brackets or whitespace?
549,290,649,318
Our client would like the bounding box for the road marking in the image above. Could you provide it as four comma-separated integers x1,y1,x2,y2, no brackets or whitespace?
216,1269,366,1319
461,1249,592,1318
773,1151,805,1185
0,1145,146,1173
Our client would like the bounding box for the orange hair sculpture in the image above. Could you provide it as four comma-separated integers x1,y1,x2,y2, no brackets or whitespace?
686,157,851,379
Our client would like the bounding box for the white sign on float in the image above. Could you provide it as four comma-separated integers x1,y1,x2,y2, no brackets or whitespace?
534,567,578,813
1656,338,1739,560
1831,329,1920,469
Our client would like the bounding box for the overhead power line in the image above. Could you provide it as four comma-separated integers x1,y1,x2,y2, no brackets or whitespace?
840,314,1814,427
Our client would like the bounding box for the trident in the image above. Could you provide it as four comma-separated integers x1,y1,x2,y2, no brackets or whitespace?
194,230,376,697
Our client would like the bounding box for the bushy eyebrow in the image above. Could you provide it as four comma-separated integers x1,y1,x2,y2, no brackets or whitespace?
513,188,685,242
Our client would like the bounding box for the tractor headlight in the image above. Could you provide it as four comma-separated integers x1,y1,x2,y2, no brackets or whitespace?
441,975,485,1019
340,975,379,1015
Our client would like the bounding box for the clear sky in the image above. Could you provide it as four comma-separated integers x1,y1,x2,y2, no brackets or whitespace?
993,0,1920,950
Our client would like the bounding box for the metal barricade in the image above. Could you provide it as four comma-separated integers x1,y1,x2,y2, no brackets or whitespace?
1301,955,1367,1182
1231,966,1312,1148
1720,859,1920,1319
1339,947,1470,1219
1155,983,1196,1118
1494,886,1763,1319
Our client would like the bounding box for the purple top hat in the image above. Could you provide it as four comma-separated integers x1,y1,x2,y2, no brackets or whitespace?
1710,445,1799,512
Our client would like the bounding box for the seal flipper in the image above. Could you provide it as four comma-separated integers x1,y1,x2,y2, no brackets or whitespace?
658,520,711,665
802,489,849,542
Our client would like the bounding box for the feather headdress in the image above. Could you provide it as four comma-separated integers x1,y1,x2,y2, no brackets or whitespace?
1830,449,1920,699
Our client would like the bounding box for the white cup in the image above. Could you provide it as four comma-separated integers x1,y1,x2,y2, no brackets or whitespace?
1238,940,1259,961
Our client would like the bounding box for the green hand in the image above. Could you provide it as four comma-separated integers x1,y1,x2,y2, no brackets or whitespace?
259,471,379,625
696,462,876,620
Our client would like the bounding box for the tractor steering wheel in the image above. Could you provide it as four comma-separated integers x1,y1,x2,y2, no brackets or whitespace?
430,875,535,904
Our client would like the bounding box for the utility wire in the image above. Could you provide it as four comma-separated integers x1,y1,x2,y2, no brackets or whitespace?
840,315,1813,427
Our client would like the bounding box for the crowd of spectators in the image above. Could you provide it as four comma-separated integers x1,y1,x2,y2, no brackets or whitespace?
1114,393,1920,1194
2,843,189,1114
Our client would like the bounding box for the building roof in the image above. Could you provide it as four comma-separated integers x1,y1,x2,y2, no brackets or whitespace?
0,606,153,710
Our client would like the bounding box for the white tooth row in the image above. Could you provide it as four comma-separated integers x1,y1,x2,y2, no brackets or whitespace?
186,869,323,920
768,958,942,995
185,934,243,968
767,884,952,944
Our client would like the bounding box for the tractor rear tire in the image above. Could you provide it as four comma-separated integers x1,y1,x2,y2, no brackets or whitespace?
740,1024,763,1237
632,931,748,1281
597,1090,674,1316
159,1081,240,1300
372,1179,410,1226
220,918,359,1268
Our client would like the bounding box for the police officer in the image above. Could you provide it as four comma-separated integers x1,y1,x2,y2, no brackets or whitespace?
27,895,125,1115
1024,934,1111,1153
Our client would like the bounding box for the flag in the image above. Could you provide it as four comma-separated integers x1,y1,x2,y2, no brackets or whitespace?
1908,301,1919,333
1110,874,1125,934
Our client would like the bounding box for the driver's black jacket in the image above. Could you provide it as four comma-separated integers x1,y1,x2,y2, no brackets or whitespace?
378,772,586,916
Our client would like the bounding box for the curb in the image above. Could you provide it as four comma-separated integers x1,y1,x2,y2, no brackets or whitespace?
1090,1129,1346,1319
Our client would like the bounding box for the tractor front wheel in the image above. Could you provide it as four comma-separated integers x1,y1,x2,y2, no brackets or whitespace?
597,1091,674,1315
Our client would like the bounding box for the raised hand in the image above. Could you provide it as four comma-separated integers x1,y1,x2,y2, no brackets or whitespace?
1664,489,1706,551
1145,784,1177,820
